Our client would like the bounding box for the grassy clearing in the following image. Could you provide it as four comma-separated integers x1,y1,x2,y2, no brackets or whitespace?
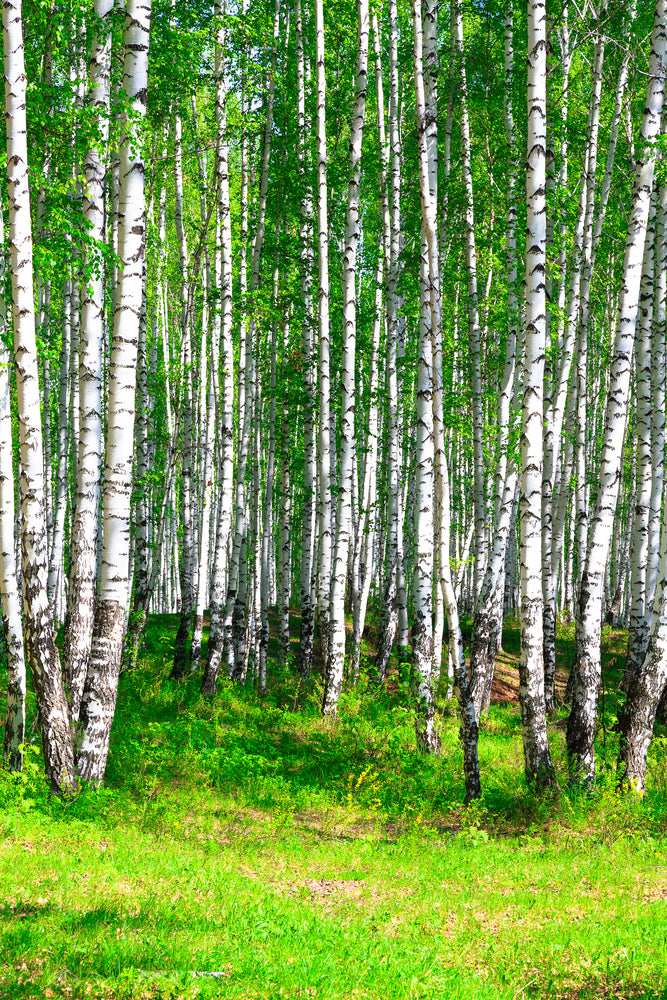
1,615,667,1000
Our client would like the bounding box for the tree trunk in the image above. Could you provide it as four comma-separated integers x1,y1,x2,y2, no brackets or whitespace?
568,0,667,785
0,210,26,772
323,0,369,717
519,0,556,789
77,0,152,784
2,0,76,794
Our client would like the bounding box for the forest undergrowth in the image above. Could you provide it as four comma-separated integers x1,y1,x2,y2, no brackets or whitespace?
1,615,666,1000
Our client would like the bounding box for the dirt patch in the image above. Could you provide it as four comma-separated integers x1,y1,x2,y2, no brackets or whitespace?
554,980,662,999
304,878,364,900
487,647,569,706
491,675,518,704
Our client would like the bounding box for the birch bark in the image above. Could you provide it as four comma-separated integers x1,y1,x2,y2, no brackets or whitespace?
411,0,441,754
295,0,316,678
375,0,403,679
520,0,556,788
3,0,76,793
452,0,485,601
315,0,332,676
323,0,369,717
626,190,657,679
78,0,152,783
0,204,25,771
469,8,520,719
569,0,667,784
202,0,235,694
62,0,113,719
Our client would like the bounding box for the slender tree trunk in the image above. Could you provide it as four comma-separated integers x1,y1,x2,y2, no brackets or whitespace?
323,0,369,717
295,0,316,679
649,175,667,610
77,0,152,784
411,0,441,755
47,279,71,626
2,0,76,794
202,3,235,695
0,205,26,771
315,0,332,678
626,190,658,679
349,255,381,685
225,0,277,677
519,0,556,789
62,0,113,718
171,104,196,678
453,0,485,602
469,8,520,719
277,340,292,668
375,0,403,680
569,0,667,785
543,16,605,713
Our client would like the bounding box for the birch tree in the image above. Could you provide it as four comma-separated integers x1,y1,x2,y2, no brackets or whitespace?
77,0,152,784
323,0,369,717
63,0,114,721
568,0,667,785
0,205,25,772
3,0,76,794
519,0,556,788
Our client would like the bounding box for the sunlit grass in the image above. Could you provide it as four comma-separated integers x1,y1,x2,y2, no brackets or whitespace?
0,615,666,999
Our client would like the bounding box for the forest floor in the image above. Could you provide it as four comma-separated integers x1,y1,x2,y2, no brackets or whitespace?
1,615,666,1000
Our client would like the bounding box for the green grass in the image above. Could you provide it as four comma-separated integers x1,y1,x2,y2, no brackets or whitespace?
1,615,667,1000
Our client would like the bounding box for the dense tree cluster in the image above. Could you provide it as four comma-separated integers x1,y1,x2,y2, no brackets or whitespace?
1,0,667,802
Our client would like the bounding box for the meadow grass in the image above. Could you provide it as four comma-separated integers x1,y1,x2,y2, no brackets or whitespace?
0,615,666,999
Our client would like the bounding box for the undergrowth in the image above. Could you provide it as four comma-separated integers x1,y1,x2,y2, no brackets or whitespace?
0,615,665,1000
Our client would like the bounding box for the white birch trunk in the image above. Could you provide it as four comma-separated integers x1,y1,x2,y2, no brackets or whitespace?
315,0,332,676
349,254,382,686
411,0,441,755
77,0,152,784
626,191,657,679
2,0,76,793
569,0,667,784
375,0,402,678
203,2,236,694
62,0,112,719
0,203,26,771
295,0,316,678
48,280,71,627
469,7,520,719
171,105,196,677
519,0,556,788
323,0,369,717
226,0,277,676
648,173,667,610
453,0,485,601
